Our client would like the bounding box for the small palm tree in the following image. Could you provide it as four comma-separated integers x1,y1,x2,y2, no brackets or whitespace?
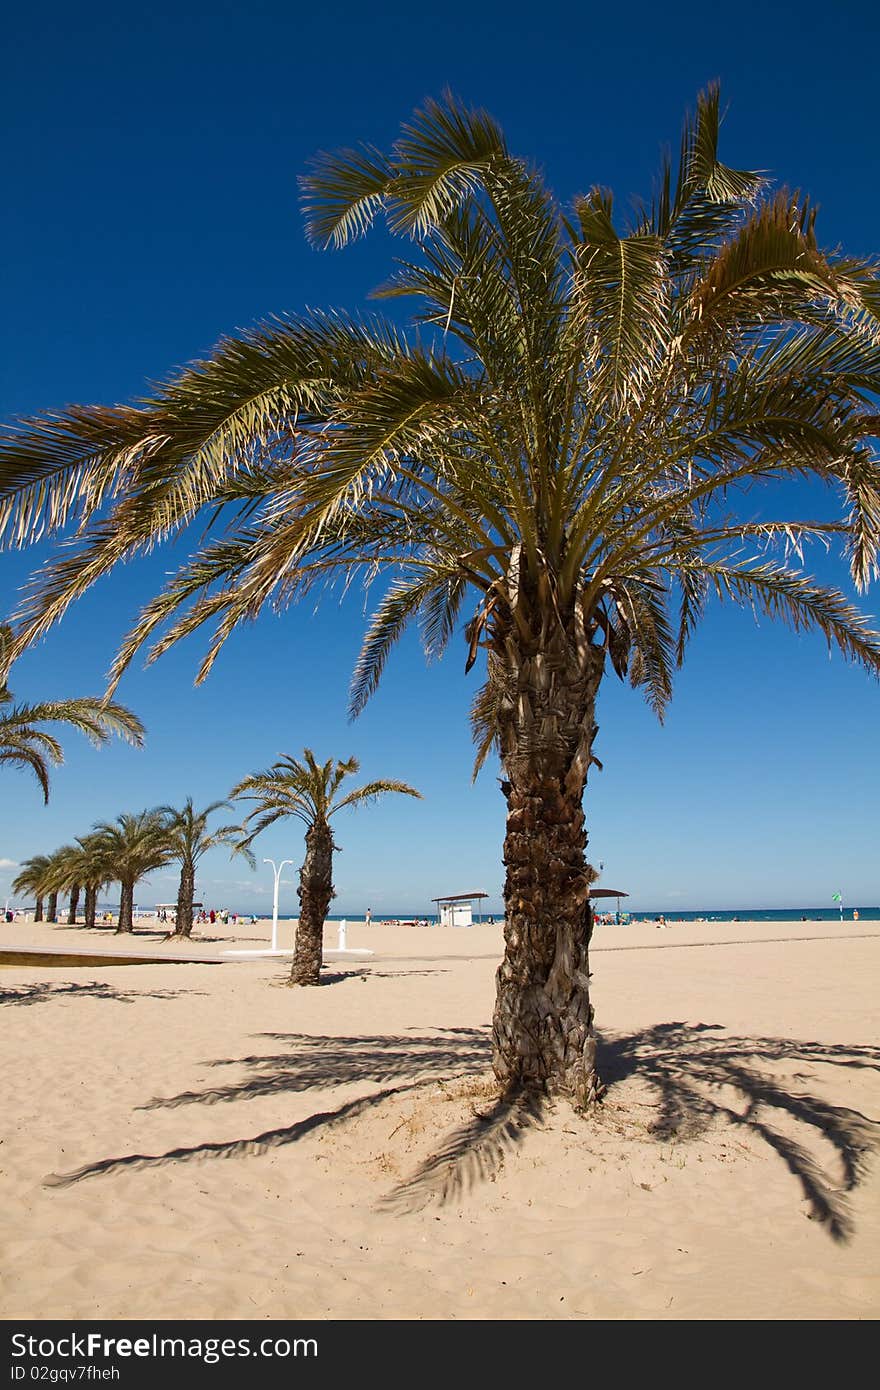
46,834,112,929
88,811,173,934
75,833,113,929
11,853,51,920
157,797,253,937
41,843,83,924
0,626,145,803
232,751,421,984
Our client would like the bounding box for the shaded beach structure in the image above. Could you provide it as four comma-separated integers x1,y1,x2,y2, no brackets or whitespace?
588,887,629,923
431,891,489,927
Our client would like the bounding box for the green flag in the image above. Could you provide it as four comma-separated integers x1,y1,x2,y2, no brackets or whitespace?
832,893,842,902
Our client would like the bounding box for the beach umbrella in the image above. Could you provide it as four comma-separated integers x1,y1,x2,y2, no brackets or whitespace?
588,888,629,916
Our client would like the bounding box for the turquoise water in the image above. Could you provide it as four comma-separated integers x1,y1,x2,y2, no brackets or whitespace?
266,907,880,924
629,907,879,923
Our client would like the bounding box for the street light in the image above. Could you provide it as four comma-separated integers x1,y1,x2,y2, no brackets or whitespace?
264,858,293,952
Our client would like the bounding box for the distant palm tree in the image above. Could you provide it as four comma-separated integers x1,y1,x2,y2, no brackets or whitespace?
232,751,421,984
41,844,83,924
0,626,145,803
11,853,51,920
75,833,113,929
46,834,112,929
157,797,253,937
88,811,173,934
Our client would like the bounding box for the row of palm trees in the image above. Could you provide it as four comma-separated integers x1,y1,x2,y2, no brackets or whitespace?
11,751,420,984
11,800,244,936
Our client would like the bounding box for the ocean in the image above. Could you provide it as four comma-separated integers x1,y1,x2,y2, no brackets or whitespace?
215,906,880,924
602,907,880,924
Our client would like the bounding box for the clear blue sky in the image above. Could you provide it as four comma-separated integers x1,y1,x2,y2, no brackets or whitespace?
2,0,878,915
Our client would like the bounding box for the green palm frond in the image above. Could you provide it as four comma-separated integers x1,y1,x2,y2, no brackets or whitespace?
331,779,422,816
571,191,670,408
349,575,440,718
0,744,52,803
0,640,145,800
231,749,420,847
699,561,880,673
11,854,52,898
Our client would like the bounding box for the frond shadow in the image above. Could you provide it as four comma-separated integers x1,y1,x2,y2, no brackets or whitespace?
40,1021,880,1240
44,1085,423,1188
1,982,207,1007
378,1092,545,1214
599,1022,880,1241
43,1028,492,1188
137,1028,491,1110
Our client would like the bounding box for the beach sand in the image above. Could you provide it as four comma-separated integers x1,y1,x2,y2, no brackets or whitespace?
1,913,878,1321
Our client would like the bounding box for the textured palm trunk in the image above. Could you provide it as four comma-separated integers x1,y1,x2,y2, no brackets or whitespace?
490,598,606,1109
34,896,44,922
46,891,58,924
84,885,97,929
67,885,80,925
174,862,195,937
116,880,135,934
290,822,334,986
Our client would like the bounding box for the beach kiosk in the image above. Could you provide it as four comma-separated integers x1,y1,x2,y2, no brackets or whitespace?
431,891,488,927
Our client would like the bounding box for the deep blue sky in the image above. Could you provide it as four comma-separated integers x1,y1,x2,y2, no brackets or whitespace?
2,0,878,915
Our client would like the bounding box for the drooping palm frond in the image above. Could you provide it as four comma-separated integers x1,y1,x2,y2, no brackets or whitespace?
11,854,52,901
0,624,145,802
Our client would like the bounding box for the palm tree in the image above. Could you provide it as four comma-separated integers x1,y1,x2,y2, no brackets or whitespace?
0,626,145,803
27,845,75,923
88,811,173,934
75,833,113,929
157,797,253,937
232,751,421,984
1,90,879,1100
41,844,83,924
11,853,51,920
45,834,112,929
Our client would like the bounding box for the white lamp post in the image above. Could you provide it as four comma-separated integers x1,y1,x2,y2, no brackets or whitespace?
264,858,293,952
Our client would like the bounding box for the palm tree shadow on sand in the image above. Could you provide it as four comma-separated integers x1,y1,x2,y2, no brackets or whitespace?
43,1022,879,1240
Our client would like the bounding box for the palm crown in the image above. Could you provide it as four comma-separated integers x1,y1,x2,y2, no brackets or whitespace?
0,627,145,803
159,796,249,865
0,86,878,750
232,750,421,844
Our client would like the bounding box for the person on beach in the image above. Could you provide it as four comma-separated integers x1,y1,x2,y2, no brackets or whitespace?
366,907,372,927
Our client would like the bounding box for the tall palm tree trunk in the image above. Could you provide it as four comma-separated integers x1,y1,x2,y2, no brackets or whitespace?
46,891,58,923
117,880,135,934
34,896,44,922
290,822,334,985
174,862,195,937
491,616,605,1108
84,885,97,929
67,885,80,924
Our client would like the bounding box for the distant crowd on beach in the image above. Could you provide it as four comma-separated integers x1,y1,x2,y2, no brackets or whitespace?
156,907,260,927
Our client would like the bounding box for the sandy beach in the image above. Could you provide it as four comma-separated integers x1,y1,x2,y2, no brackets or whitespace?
1,912,878,1321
